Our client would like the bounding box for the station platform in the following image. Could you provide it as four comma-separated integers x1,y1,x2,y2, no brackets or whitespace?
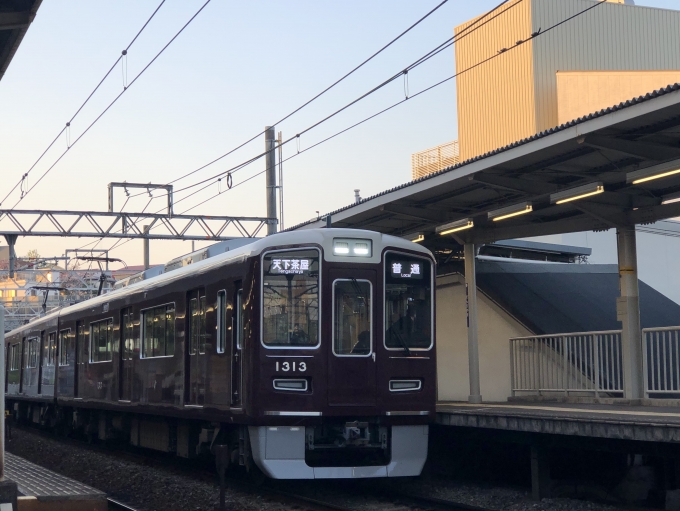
436,401,680,443
4,452,107,511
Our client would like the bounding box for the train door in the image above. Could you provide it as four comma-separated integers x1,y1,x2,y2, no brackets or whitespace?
119,309,134,401
231,288,243,408
75,321,86,398
327,268,377,407
185,289,206,406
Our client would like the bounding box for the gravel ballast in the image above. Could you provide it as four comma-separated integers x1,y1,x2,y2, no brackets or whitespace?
7,427,623,511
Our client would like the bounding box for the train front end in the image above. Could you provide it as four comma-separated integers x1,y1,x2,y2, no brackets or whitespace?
250,229,436,479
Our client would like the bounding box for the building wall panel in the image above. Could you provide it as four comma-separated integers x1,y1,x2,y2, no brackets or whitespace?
557,70,680,125
454,0,535,162
532,0,680,132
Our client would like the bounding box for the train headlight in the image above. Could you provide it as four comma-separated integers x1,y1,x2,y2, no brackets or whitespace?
389,379,422,392
273,379,308,392
333,238,372,257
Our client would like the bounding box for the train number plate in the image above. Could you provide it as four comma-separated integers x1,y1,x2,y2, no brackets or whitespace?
275,361,307,372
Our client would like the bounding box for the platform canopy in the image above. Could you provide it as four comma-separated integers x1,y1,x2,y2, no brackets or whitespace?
0,0,41,82
291,84,680,251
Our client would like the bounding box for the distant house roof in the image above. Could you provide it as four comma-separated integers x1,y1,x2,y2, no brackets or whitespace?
476,260,680,334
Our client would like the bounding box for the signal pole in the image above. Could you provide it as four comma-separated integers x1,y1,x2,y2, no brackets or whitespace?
265,126,278,235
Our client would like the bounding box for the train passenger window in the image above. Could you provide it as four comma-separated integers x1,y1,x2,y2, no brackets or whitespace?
58,330,71,366
141,304,176,358
89,319,113,363
262,249,320,347
9,344,20,371
25,338,39,368
384,253,433,351
122,310,136,360
217,290,227,354
44,332,56,367
333,279,372,356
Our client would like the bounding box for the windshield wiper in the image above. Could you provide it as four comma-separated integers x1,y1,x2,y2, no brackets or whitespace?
388,324,411,356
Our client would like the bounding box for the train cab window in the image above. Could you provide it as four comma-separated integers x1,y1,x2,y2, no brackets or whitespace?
262,249,320,347
58,330,71,366
333,279,372,356
89,319,113,363
141,304,176,358
44,332,56,367
384,253,433,351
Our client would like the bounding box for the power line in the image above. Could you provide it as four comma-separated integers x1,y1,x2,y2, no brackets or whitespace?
7,0,212,210
102,0,606,256
0,0,167,208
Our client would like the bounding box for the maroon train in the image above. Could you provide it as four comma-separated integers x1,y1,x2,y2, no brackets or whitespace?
4,228,436,478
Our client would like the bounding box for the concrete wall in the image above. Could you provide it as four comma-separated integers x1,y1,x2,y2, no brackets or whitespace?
556,70,680,125
436,273,532,402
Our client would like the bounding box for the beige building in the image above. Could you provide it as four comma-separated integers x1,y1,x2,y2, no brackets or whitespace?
411,0,680,178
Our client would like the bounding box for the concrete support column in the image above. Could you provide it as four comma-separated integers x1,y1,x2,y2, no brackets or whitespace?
530,444,551,500
3,235,17,279
464,243,482,404
617,227,643,400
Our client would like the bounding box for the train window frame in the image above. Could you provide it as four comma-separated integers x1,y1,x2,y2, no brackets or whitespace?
332,279,373,358
58,329,71,366
217,290,227,354
383,250,435,352
25,337,39,368
140,302,176,359
121,309,136,361
260,246,322,350
89,318,114,363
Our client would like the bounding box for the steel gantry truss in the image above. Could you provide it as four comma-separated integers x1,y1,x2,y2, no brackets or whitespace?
0,209,273,240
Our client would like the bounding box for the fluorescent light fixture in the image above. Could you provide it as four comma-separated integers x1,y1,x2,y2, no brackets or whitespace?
627,161,680,185
550,182,604,205
488,202,533,222
404,232,425,243
436,219,473,236
333,238,372,257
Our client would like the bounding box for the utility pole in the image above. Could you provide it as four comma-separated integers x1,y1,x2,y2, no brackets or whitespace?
143,225,150,270
277,131,284,231
265,126,278,235
3,235,17,278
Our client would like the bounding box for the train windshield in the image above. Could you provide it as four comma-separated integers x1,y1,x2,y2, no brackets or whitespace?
262,249,320,347
384,253,433,350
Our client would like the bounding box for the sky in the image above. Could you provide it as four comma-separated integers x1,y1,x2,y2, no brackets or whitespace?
1,0,678,275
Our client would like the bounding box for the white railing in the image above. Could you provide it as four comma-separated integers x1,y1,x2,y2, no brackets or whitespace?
510,331,623,397
410,140,460,180
643,327,680,397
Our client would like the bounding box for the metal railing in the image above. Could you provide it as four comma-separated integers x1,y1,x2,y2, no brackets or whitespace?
410,140,460,179
643,327,680,397
510,331,623,397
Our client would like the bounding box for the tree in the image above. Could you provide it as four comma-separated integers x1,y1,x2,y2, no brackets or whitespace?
24,249,40,260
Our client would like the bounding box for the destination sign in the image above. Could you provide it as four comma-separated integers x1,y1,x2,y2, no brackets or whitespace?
270,258,311,275
390,261,423,279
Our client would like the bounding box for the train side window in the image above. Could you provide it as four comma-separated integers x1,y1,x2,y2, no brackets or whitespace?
141,304,175,358
237,289,243,350
332,279,372,356
90,319,113,363
122,310,135,360
58,330,71,366
26,338,39,368
217,290,227,354
44,332,56,367
9,344,20,371
199,296,206,354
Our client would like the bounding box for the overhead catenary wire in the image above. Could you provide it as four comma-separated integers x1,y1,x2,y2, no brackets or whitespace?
124,0,513,202
109,0,606,255
6,0,212,210
0,0,167,208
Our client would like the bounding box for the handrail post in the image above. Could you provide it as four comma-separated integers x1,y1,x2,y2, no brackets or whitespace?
562,336,568,397
509,339,516,398
642,329,649,399
593,334,600,398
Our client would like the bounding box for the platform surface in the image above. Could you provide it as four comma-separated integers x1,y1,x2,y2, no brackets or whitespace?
5,452,106,501
437,401,680,442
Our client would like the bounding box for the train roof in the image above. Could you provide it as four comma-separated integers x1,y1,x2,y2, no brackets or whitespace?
4,229,432,338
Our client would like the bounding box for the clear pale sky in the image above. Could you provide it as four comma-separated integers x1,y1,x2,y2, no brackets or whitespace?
0,0,677,270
